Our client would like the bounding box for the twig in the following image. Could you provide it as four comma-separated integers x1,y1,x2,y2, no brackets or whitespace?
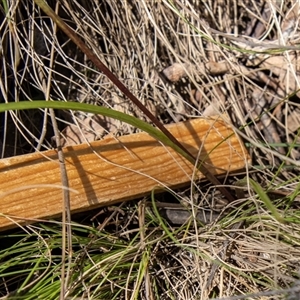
50,109,72,300
35,2,73,297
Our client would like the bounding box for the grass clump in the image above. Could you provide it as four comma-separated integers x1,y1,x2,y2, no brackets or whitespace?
1,198,300,299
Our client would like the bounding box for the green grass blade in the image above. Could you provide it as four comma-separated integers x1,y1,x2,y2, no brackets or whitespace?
0,100,193,161
237,177,285,223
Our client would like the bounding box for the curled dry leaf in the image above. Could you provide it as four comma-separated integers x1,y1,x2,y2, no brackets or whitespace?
59,116,108,147
281,2,299,41
248,53,300,97
286,108,300,133
202,85,226,117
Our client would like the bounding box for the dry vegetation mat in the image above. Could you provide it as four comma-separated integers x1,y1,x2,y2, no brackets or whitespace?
1,0,300,299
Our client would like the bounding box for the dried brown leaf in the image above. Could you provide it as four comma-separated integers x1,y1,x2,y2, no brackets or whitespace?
59,116,108,147
281,1,300,41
